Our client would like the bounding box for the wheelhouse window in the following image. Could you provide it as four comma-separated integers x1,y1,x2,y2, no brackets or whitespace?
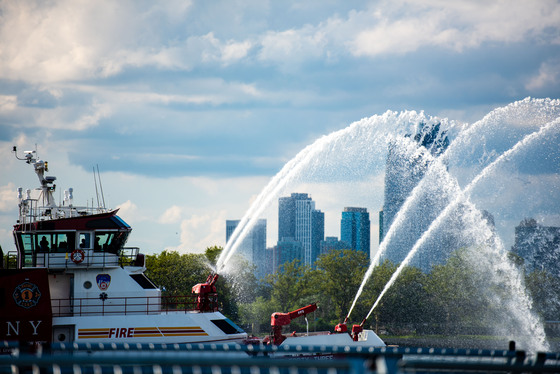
78,232,92,249
95,232,113,251
94,231,129,254
54,233,73,252
37,233,74,253
17,233,35,267
15,232,76,267
38,235,50,252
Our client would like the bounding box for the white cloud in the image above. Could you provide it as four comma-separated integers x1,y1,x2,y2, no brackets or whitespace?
0,183,17,211
221,40,253,64
115,200,140,223
0,1,194,82
145,0,193,24
254,1,560,68
0,1,128,81
3,0,557,85
1,0,558,261
8,99,112,132
175,210,227,253
352,15,455,56
350,1,560,56
0,96,17,112
187,33,254,66
526,59,560,91
71,101,112,131
75,78,263,111
258,26,327,69
159,205,183,224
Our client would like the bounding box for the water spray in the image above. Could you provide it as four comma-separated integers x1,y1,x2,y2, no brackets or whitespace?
345,99,560,326
362,118,559,352
216,110,424,273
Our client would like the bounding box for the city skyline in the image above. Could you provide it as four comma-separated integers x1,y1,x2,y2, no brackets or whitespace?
228,194,376,274
227,193,560,277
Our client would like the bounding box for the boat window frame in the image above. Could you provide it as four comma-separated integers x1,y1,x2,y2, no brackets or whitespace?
94,231,117,252
15,232,35,267
15,231,79,267
35,232,75,253
77,231,93,250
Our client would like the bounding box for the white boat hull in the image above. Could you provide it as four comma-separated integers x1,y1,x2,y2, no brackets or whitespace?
53,312,247,344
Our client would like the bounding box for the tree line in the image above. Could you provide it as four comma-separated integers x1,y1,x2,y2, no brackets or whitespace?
145,247,560,337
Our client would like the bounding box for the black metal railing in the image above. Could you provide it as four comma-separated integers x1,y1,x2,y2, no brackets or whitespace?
2,341,560,374
51,293,218,317
3,247,141,269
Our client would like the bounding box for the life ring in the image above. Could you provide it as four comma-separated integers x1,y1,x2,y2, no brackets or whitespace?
70,249,85,264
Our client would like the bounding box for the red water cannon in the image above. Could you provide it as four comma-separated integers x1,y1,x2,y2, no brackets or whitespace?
270,303,317,345
334,316,348,333
334,323,348,333
351,318,367,341
192,273,219,294
192,273,219,312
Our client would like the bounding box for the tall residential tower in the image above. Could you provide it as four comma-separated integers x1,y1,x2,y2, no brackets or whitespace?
226,219,268,278
277,193,324,268
341,207,370,259
379,123,451,271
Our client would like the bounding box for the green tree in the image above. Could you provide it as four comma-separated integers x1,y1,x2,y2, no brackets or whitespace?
380,266,429,332
144,248,245,322
265,260,314,314
425,249,490,333
525,269,560,320
313,249,369,324
354,260,396,332
145,250,209,296
201,245,263,321
238,296,277,335
204,245,223,267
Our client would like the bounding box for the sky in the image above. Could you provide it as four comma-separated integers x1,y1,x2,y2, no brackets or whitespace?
1,0,560,257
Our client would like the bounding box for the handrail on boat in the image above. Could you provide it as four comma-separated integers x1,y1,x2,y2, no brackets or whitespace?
51,293,219,317
3,247,142,269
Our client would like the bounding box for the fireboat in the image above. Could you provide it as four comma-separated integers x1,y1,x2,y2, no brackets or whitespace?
0,146,247,345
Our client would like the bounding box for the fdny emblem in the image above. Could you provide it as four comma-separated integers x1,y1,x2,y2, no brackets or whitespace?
96,274,111,291
13,282,41,309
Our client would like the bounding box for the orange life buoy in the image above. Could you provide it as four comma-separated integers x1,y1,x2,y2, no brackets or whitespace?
70,249,85,264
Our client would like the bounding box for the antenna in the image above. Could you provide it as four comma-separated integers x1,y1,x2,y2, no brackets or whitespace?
93,166,100,209
97,164,106,209
12,145,37,163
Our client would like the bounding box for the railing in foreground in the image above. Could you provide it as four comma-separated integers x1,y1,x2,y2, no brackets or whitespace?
1,341,560,374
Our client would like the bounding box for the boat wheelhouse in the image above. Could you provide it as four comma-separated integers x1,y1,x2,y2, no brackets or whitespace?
1,147,247,345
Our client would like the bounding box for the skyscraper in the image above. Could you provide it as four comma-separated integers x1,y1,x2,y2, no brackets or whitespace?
320,236,350,255
278,193,308,241
511,218,560,276
226,220,239,243
311,209,325,264
274,238,303,272
341,207,370,259
277,193,324,268
226,219,268,278
379,122,450,270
